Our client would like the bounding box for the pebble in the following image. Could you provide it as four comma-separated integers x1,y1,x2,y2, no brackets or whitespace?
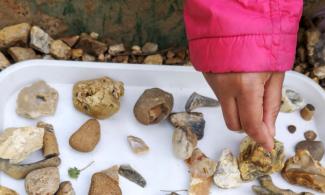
50,40,71,60
142,42,158,53
56,181,75,195
144,54,163,64
280,88,305,113
112,55,129,63
118,164,146,188
71,49,83,60
90,32,99,40
30,26,53,54
0,51,10,70
89,172,121,195
109,44,126,55
172,127,197,159
131,45,142,54
313,66,325,79
0,186,18,195
127,135,149,154
295,140,324,161
300,104,315,121
304,130,317,141
8,47,37,62
82,53,96,62
287,125,297,134
61,35,80,47
69,119,101,152
98,53,105,62
76,35,107,56
0,23,31,48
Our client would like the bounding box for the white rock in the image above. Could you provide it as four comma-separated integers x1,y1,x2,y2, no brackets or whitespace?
213,148,242,189
172,128,197,160
109,44,125,55
30,26,53,54
280,87,305,113
0,127,44,164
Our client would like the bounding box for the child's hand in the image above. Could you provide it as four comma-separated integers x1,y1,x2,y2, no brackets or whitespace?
203,72,284,152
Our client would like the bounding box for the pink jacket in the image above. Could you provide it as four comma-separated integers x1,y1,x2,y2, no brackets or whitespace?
184,0,303,73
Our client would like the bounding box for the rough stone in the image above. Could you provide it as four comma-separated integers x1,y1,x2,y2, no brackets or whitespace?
89,172,122,195
172,127,197,160
118,164,146,188
76,35,107,56
82,53,96,61
0,23,31,48
101,165,120,183
56,181,76,195
189,176,212,195
144,54,163,64
16,80,58,119
8,47,37,62
185,92,219,112
142,42,158,53
127,135,149,154
0,186,18,195
131,45,142,55
50,40,71,60
313,66,325,79
71,49,83,60
213,148,242,189
238,136,285,181
30,26,53,54
73,77,124,119
304,130,317,141
295,140,324,161
0,51,10,70
109,44,125,55
37,121,59,158
61,35,80,47
280,88,305,113
186,148,217,178
0,127,44,164
90,32,99,40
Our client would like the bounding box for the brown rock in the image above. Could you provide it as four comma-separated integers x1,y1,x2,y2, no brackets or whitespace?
0,186,18,195
50,40,71,60
109,44,125,55
69,119,100,152
8,47,37,62
0,51,10,70
76,35,107,56
89,173,122,195
287,125,297,134
101,165,120,183
82,53,96,61
61,35,80,47
304,130,317,141
300,104,315,121
282,150,325,192
144,54,163,64
295,140,324,161
56,181,75,195
30,26,53,54
71,49,83,60
142,42,158,53
112,55,129,63
0,23,31,48
37,121,60,158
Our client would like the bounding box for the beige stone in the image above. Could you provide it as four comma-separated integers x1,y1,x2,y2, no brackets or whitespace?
30,26,53,54
0,186,18,195
0,23,31,48
144,54,163,64
127,135,149,154
8,47,37,62
0,52,10,70
71,49,83,59
142,42,158,53
50,40,71,60
109,43,125,55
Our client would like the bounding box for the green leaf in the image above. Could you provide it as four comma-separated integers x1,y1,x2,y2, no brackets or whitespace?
68,167,80,179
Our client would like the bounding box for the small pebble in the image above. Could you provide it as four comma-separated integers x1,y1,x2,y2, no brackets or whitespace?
304,130,317,141
287,125,297,134
300,104,315,121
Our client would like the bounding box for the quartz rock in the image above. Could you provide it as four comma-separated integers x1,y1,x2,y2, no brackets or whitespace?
73,77,124,119
142,42,158,53
0,127,44,164
172,127,197,160
186,148,217,178
8,47,37,62
76,35,107,56
189,177,212,195
238,136,285,181
30,26,53,54
50,40,71,60
127,135,149,154
313,66,325,79
295,140,324,161
185,92,219,112
0,186,18,195
16,80,58,119
144,54,163,64
281,150,325,193
109,44,125,55
56,181,76,195
0,23,31,48
0,51,10,70
280,88,305,113
213,148,242,189
118,164,146,188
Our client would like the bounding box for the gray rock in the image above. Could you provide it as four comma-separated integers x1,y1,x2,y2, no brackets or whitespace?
295,140,325,161
118,164,146,188
30,26,53,54
280,88,305,113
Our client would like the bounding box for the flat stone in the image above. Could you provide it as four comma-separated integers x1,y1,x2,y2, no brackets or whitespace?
0,51,10,70
16,80,59,119
76,35,107,56
8,47,37,62
313,66,325,79
118,164,146,188
213,148,242,189
295,140,324,161
30,26,53,54
142,42,158,53
0,127,44,164
0,23,31,48
172,127,197,160
89,172,121,195
61,35,80,47
109,44,125,55
144,54,163,64
50,40,71,60
127,135,149,154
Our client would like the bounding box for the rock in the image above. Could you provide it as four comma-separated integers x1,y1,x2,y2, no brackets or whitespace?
169,112,205,140
71,49,83,60
213,148,242,189
300,104,315,121
252,175,313,195
60,35,80,47
0,51,10,70
131,45,142,55
73,77,124,119
30,26,53,54
165,57,184,65
109,44,126,55
238,136,285,181
76,35,107,56
90,32,99,40
144,54,163,64
304,130,317,141
0,186,18,195
280,88,305,113
0,156,61,179
281,150,325,193
82,53,96,61
186,148,217,178
50,40,71,60
185,92,219,112
98,53,105,62
295,140,324,161
112,55,129,63
25,167,60,195
172,127,197,160
56,181,76,195
287,125,297,134
69,119,100,152
0,23,31,48
8,47,37,62
118,164,146,188
101,165,120,183
16,80,59,119
189,177,212,195
37,121,60,158
134,88,173,125
313,66,325,79
89,172,122,195
127,135,150,154
167,50,175,59
43,55,55,60
142,42,158,53
0,127,44,164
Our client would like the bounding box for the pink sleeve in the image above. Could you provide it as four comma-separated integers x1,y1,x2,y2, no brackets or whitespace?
184,0,303,73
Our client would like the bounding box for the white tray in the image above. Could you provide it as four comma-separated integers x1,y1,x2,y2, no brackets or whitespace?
0,60,324,195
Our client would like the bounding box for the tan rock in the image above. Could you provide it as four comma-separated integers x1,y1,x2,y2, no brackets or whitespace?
0,52,10,70
282,150,325,192
313,66,325,79
30,26,53,54
186,148,217,178
109,44,125,55
69,119,100,152
0,127,44,164
0,23,31,48
144,54,163,64
37,121,59,158
189,176,212,195
0,186,18,195
56,181,75,195
90,32,99,40
76,35,107,56
112,55,129,63
131,45,142,55
61,35,80,47
50,40,71,60
82,53,96,61
101,165,120,183
89,172,122,195
73,77,124,119
142,42,158,53
127,135,149,154
16,80,59,119
8,47,37,62
172,127,197,160
71,49,83,59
